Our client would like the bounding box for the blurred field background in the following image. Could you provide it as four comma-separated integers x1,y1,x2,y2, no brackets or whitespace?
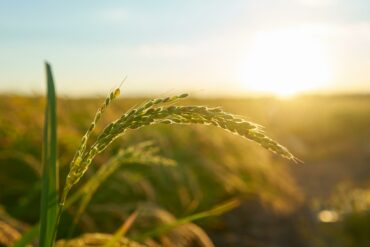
1,94,369,246
1,1,370,246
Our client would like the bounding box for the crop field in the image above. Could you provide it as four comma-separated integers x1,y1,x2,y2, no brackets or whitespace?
1,91,369,246
2,0,370,246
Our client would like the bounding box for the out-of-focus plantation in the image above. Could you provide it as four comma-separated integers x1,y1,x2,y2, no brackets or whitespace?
1,94,370,246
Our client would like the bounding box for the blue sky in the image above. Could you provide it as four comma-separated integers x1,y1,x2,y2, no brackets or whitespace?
1,0,370,96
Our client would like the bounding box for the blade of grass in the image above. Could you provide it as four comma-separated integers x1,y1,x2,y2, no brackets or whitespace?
137,199,240,241
103,210,139,247
39,62,59,247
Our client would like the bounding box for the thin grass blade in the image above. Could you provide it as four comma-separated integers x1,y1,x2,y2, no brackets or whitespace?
103,210,139,247
137,199,240,241
39,62,59,247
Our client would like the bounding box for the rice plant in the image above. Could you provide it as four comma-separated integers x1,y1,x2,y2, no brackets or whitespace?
30,63,300,247
66,141,176,235
60,93,299,206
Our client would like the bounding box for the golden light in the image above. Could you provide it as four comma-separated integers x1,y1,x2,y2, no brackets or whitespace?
318,210,339,223
239,28,332,97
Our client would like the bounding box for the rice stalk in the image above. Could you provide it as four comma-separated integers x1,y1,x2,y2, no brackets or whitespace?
13,141,175,246
68,141,176,230
61,89,299,212
55,233,144,247
15,83,300,246
59,88,120,206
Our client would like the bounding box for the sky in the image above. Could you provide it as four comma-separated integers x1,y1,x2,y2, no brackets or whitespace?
0,0,370,96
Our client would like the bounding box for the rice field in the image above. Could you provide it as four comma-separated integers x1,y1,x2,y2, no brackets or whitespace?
1,71,370,246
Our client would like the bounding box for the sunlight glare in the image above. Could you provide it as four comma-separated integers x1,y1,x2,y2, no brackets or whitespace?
239,28,332,97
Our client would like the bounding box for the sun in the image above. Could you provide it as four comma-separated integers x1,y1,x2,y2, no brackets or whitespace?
239,28,332,97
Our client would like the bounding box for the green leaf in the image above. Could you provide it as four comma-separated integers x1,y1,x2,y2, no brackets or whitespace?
39,62,59,247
